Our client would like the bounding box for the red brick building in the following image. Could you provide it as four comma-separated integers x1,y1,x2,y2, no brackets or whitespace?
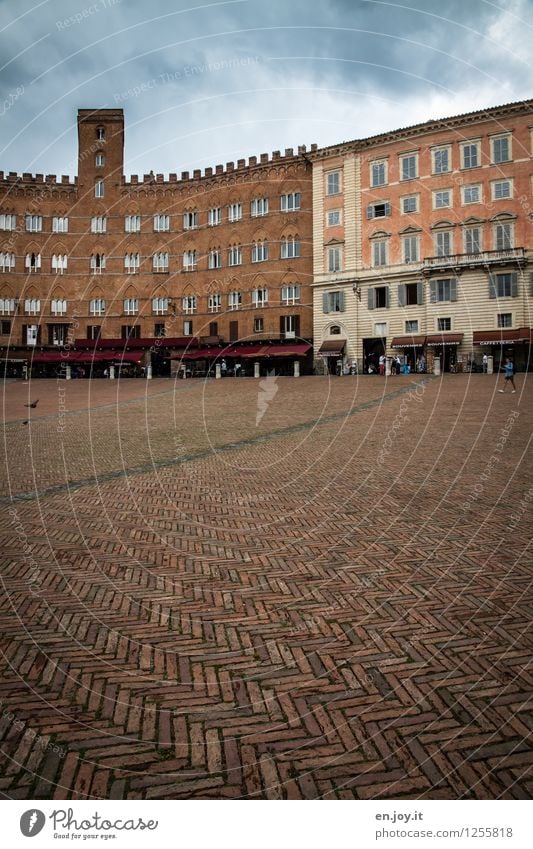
0,109,314,377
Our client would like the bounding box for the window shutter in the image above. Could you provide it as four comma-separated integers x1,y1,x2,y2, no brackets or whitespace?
416,281,424,305
385,202,391,216
488,273,497,299
280,316,285,335
385,286,390,309
398,284,406,307
511,272,518,298
338,291,345,312
368,288,375,310
430,281,437,303
295,315,300,337
450,278,458,302
367,206,374,219
322,292,330,314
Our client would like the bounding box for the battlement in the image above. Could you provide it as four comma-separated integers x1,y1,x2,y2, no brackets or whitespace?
123,143,317,187
0,171,77,188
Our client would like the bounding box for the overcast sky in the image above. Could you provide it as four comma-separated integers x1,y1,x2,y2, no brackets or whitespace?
1,0,532,178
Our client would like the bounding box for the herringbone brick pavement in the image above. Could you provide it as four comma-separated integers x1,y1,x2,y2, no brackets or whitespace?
0,374,531,799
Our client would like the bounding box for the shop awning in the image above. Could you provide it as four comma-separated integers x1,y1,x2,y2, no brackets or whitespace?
75,337,199,350
317,339,346,357
391,335,426,348
472,328,531,345
232,345,267,358
261,343,312,357
426,333,464,346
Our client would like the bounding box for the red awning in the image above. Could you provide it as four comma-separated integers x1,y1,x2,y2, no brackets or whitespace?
426,333,464,346
75,337,199,350
391,335,426,348
260,343,312,357
317,339,346,357
473,328,531,345
229,345,266,358
172,345,232,361
29,352,69,363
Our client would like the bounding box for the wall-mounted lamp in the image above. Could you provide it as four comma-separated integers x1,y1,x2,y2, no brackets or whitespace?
352,282,362,301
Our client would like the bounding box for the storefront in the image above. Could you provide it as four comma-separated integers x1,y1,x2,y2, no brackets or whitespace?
363,337,386,374
472,328,531,372
390,335,426,372
316,339,346,375
426,333,464,373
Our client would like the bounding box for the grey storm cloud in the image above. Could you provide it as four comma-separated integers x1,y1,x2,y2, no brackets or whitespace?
0,0,532,176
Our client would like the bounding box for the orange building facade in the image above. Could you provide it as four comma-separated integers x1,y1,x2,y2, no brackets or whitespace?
0,109,314,377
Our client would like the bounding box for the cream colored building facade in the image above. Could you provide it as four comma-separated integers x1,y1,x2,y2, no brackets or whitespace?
310,99,533,374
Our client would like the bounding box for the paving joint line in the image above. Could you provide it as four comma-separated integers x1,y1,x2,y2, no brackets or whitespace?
2,378,433,505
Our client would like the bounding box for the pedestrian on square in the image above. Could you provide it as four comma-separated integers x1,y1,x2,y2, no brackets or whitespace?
379,354,385,375
482,353,488,373
498,358,516,393
221,358,227,376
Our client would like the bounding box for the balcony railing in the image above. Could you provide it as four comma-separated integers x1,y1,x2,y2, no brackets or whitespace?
423,247,525,272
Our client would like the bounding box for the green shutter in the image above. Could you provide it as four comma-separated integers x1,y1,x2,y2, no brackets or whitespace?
450,278,458,302
511,272,518,298
430,281,437,303
417,281,424,305
398,284,406,307
385,286,390,309
488,273,497,299
368,288,375,310
323,292,330,313
338,290,345,312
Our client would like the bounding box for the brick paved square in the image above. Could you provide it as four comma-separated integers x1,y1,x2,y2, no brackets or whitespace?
0,374,531,799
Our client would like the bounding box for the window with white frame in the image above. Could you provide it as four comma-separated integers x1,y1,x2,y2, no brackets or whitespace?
91,215,107,233
401,195,419,214
464,226,481,254
251,197,269,217
400,153,417,180
124,253,140,273
437,317,451,331
152,297,169,314
208,293,221,312
228,291,242,310
371,159,387,187
254,317,264,333
51,254,68,274
124,298,138,315
95,179,104,198
0,298,15,314
491,135,511,164
433,189,451,209
25,252,41,272
182,250,197,271
402,235,419,263
431,278,456,302
367,201,391,219
492,179,512,200
494,221,513,250
435,230,453,257
281,284,300,305
208,249,221,269
182,295,197,314
183,320,193,336
90,253,105,273
498,312,513,328
125,214,141,233
183,211,198,230
25,215,42,232
281,192,301,212
208,207,221,226
326,171,341,195
462,184,481,204
432,146,451,174
52,216,68,233
327,246,342,272
95,153,105,167
153,214,170,232
323,290,345,313
461,141,480,169
90,298,106,316
228,203,242,222
374,322,387,336
490,272,517,298
228,244,242,266
0,252,15,272
153,252,169,272
252,288,268,307
327,210,341,227
372,238,389,268
24,298,40,314
252,240,268,262
281,236,300,259
96,126,105,140
0,214,16,230
405,319,419,333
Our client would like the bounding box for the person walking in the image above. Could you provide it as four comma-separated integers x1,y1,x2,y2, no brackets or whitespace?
379,354,385,375
498,358,516,393
482,353,488,373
